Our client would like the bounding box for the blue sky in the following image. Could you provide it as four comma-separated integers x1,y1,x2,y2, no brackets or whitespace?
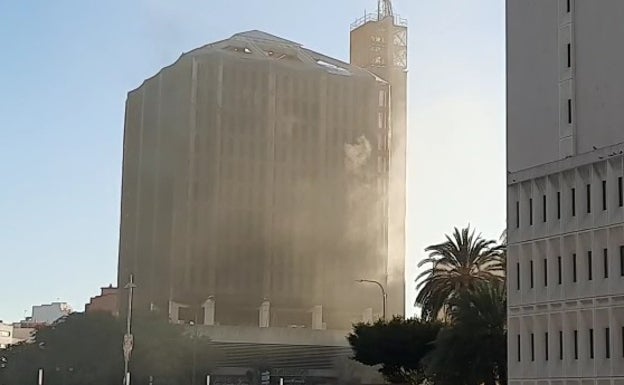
0,0,505,322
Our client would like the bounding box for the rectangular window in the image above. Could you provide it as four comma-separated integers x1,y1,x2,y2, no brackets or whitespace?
619,177,623,207
588,251,593,281
568,99,572,124
587,184,592,213
531,333,535,361
559,330,564,360
558,256,563,284
567,0,571,12
530,198,533,225
545,332,549,361
557,191,561,219
516,201,520,228
621,246,624,277
606,328,611,359
517,334,521,362
574,330,579,359
604,248,609,278
516,262,521,290
573,253,577,282
602,180,607,210
567,43,571,68
543,194,547,222
572,188,576,216
590,329,595,359
544,258,548,287
530,260,534,289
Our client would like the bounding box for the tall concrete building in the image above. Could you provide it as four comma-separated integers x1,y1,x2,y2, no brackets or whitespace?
507,1,624,384
117,21,405,329
350,0,408,317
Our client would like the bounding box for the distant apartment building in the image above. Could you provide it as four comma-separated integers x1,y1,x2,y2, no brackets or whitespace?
0,323,12,349
118,5,407,329
85,285,119,317
507,1,624,384
0,323,34,349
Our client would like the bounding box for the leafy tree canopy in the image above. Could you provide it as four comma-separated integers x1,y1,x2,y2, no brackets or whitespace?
347,316,441,385
0,312,217,385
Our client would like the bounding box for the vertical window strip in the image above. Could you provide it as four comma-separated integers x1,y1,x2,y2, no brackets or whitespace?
602,180,607,210
590,328,594,359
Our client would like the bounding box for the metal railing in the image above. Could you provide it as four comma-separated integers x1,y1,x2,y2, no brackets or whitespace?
351,13,408,30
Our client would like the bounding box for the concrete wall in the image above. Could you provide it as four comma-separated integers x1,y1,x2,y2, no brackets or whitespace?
507,0,624,173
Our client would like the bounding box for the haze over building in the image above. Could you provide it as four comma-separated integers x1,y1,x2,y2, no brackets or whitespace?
507,1,624,384
117,2,407,330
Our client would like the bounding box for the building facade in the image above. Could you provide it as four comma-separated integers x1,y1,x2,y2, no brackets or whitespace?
117,28,398,329
507,1,624,384
85,285,119,317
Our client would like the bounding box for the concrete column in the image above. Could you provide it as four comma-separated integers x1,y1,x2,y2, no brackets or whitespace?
311,305,325,330
259,300,270,328
168,301,183,324
202,298,215,326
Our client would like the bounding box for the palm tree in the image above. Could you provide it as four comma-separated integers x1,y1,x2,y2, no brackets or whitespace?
425,281,507,385
416,226,504,320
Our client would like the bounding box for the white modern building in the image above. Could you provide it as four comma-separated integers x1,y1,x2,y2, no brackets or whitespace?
507,1,624,384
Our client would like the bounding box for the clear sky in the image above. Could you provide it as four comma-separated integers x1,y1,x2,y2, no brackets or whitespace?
0,0,505,322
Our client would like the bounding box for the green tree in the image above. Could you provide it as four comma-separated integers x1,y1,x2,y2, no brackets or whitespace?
416,226,504,320
347,316,441,385
425,282,507,385
1,312,216,385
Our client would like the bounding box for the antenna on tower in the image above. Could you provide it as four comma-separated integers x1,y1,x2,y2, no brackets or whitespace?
377,0,394,20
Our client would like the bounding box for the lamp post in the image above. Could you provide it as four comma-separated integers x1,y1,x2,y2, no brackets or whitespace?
123,274,137,385
189,319,198,385
356,279,387,321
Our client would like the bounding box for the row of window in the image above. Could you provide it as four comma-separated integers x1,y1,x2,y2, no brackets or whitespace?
515,177,624,228
517,327,623,362
515,247,624,290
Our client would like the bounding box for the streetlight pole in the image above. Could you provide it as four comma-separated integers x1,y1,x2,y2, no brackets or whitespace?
123,274,137,385
356,279,387,321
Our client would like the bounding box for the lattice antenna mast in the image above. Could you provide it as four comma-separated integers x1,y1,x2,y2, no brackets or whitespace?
377,0,394,19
